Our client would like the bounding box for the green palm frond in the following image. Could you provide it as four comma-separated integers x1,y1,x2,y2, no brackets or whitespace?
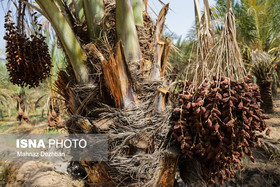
214,0,280,53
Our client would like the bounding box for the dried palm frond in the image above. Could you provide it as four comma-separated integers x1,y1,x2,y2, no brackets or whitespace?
205,8,246,80
250,50,275,82
185,0,214,88
186,5,247,91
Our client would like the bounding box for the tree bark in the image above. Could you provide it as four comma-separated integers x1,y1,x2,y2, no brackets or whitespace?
258,80,273,113
80,161,116,186
150,4,169,80
272,76,278,98
155,147,180,187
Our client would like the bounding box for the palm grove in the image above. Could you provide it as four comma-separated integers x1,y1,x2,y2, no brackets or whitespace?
2,0,279,186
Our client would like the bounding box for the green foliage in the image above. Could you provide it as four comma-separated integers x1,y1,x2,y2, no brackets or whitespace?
214,0,280,53
164,31,196,80
46,38,67,86
213,0,280,90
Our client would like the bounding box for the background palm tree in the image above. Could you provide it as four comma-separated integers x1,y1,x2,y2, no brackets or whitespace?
250,50,276,113
214,0,280,112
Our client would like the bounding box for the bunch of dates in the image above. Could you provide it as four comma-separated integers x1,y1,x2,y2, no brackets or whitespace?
4,11,52,88
171,75,270,185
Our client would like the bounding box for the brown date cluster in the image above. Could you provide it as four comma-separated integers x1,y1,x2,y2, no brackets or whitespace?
4,11,52,88
171,76,270,185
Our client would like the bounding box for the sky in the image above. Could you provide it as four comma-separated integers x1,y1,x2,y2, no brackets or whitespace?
0,0,217,52
148,0,216,38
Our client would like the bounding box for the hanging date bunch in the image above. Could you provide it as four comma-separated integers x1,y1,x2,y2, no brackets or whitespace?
4,1,52,88
172,4,272,185
172,76,270,185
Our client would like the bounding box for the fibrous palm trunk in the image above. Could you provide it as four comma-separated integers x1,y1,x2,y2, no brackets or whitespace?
15,0,177,186
258,80,273,113
251,50,274,113
272,76,278,98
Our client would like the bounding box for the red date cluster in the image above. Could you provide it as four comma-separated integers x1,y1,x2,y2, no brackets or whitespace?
4,11,52,88
172,76,270,185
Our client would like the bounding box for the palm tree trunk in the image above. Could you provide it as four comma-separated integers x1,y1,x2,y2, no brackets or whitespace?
20,0,176,186
155,147,180,187
258,80,273,113
272,76,278,98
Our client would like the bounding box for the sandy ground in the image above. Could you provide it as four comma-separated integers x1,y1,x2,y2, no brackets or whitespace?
263,98,280,143
0,116,81,187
